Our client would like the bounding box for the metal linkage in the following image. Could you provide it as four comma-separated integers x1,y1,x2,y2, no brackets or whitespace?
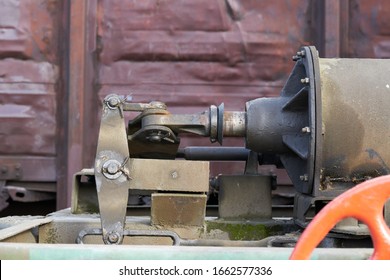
76,228,181,245
95,94,132,244
76,228,298,248
126,99,246,146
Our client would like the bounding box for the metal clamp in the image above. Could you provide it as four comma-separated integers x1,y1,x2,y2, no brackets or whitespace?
76,228,181,245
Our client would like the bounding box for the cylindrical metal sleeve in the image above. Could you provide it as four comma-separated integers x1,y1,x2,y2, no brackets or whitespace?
223,111,246,137
177,147,250,161
318,58,390,188
245,97,306,154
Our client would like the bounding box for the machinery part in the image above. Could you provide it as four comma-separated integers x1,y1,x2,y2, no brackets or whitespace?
245,46,318,195
76,228,181,245
209,105,218,142
290,175,390,260
247,46,390,193
76,227,297,248
0,217,52,242
127,158,209,192
151,193,207,227
95,94,132,244
218,175,272,220
244,46,390,224
93,94,211,244
128,101,245,151
177,147,250,161
130,125,179,144
86,46,390,246
217,103,224,144
319,58,390,192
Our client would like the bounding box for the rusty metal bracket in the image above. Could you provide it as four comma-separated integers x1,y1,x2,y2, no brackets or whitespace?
76,228,181,245
95,94,132,244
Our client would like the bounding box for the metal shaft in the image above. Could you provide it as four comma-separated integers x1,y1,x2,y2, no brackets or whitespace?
177,147,250,161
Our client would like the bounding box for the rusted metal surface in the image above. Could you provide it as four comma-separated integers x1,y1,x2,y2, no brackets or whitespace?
0,156,55,182
218,175,272,220
310,0,350,57
1,0,390,213
0,0,60,155
0,0,61,214
95,0,314,180
58,0,99,210
319,58,390,191
94,94,132,244
97,0,312,104
127,159,209,192
348,0,390,58
0,216,52,242
151,194,207,227
89,95,211,243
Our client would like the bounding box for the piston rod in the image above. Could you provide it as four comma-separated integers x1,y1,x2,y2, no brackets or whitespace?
177,147,250,161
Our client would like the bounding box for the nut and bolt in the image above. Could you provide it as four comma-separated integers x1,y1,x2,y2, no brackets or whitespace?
292,50,306,61
102,159,122,179
148,134,162,143
171,171,178,179
107,232,120,244
301,126,311,133
300,77,310,84
106,161,120,175
300,174,309,182
107,96,121,108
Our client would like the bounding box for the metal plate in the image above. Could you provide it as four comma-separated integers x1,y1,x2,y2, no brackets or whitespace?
128,159,209,192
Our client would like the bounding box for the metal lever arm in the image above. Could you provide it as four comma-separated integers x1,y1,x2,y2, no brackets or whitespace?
128,101,246,145
95,94,131,244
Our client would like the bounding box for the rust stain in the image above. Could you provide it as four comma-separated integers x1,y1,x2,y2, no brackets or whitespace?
1,0,390,211
0,0,59,157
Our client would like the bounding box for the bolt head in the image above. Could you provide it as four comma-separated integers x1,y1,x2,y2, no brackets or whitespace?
300,174,309,182
107,162,119,175
148,135,162,143
107,232,120,244
171,171,178,179
300,77,310,84
102,160,122,180
108,96,120,108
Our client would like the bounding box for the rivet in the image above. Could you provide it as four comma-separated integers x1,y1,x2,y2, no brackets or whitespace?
107,232,120,244
300,77,310,84
171,171,178,179
300,174,309,182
